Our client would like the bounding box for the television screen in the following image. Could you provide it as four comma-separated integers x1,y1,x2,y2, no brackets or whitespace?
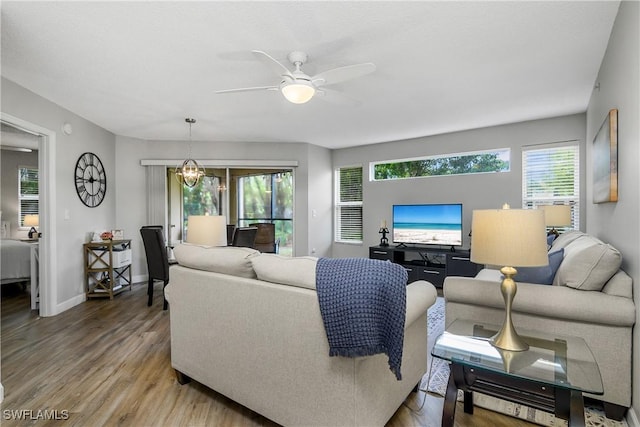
392,204,463,247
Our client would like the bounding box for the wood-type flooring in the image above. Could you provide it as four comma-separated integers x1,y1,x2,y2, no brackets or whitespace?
1,282,536,426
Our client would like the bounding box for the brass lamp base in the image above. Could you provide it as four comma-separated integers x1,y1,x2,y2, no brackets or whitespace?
490,266,529,352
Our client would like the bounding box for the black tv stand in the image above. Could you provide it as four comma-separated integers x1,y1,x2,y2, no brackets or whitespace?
369,245,482,288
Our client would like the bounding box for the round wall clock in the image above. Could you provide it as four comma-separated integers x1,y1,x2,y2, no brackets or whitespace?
74,152,107,207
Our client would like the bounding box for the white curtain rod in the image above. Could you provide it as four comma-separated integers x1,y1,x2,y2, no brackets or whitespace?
140,159,298,168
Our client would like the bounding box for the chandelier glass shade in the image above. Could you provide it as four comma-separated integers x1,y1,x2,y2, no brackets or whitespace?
175,118,205,188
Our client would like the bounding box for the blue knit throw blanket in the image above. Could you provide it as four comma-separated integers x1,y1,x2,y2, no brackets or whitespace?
316,258,408,380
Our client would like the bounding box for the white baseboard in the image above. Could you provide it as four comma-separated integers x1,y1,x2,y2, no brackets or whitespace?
627,406,639,427
132,274,146,285
52,293,86,316
40,279,146,317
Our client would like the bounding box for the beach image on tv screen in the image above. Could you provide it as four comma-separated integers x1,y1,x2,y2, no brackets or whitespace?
393,204,462,246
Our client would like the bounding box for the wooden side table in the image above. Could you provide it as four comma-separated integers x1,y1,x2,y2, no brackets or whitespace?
84,239,132,300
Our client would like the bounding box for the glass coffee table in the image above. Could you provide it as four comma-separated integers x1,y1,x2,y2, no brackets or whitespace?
432,319,603,427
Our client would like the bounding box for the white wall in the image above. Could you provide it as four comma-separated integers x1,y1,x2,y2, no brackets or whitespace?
585,1,639,420
1,149,38,239
331,114,587,258
115,137,333,279
306,144,333,257
1,77,117,309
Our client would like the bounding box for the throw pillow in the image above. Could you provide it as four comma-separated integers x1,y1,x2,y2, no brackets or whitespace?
549,230,585,252
553,235,621,291
251,254,318,289
514,249,564,285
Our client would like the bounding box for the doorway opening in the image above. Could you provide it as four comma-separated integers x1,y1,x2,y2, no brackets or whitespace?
1,113,57,318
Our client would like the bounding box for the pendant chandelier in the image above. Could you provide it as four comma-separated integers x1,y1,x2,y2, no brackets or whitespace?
175,118,205,188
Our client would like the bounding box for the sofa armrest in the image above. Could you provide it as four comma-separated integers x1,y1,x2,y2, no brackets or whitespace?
444,276,635,327
405,280,437,327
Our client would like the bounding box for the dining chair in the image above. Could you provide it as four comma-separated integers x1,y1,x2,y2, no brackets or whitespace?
226,224,237,246
231,226,258,249
140,226,170,310
249,222,280,253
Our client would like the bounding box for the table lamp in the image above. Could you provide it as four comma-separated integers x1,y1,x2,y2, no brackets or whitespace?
24,214,39,239
186,215,228,246
540,204,571,237
470,206,548,351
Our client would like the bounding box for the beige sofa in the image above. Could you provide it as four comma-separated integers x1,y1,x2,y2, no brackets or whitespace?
165,245,437,427
444,230,635,420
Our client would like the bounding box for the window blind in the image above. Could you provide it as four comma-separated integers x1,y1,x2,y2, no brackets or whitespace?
335,166,363,243
19,167,39,227
522,143,579,230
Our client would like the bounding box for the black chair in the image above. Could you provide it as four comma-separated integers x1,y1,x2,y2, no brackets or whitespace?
227,224,236,246
231,226,258,249
249,222,280,253
140,226,170,310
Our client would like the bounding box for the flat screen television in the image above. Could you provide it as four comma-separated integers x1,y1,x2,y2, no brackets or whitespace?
392,203,463,247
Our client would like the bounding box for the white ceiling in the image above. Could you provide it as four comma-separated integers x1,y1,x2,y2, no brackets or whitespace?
1,1,620,149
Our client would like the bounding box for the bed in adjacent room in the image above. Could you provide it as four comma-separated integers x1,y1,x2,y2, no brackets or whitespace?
1,239,32,285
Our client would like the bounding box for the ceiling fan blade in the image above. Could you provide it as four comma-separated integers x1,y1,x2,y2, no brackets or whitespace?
252,50,294,79
215,86,279,94
315,88,362,107
312,63,376,86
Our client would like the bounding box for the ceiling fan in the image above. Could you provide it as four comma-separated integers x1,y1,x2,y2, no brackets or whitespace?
216,50,376,104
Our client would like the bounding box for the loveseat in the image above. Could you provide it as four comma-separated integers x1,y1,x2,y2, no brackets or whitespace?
443,230,635,420
164,245,438,427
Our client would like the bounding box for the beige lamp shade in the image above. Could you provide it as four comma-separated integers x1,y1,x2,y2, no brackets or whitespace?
186,215,227,246
540,204,571,227
471,209,548,267
23,214,39,227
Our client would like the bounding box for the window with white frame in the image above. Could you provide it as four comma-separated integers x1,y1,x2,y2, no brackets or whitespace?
335,166,363,243
522,142,579,231
18,166,39,227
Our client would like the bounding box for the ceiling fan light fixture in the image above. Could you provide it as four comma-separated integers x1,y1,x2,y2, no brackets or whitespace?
281,81,315,104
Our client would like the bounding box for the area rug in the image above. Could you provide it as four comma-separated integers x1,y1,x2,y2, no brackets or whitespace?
423,297,627,427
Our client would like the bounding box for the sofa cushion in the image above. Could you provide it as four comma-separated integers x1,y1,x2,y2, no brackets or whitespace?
475,268,501,281
553,235,621,291
515,248,564,285
173,244,259,278
602,269,633,299
251,253,318,289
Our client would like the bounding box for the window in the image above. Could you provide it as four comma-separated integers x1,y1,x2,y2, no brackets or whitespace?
522,142,579,231
371,148,510,181
237,171,293,256
182,174,223,231
18,166,38,227
335,166,363,244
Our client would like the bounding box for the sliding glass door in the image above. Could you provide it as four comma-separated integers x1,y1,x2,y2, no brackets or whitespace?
237,171,293,256
167,168,294,255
